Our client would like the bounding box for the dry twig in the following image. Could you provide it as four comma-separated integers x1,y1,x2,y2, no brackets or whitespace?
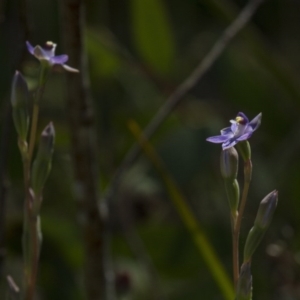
61,1,114,299
104,0,265,204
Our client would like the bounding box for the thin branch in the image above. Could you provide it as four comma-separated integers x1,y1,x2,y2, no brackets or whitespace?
61,1,114,299
104,0,265,203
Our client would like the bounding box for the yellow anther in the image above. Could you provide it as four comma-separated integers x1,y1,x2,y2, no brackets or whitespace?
235,116,243,123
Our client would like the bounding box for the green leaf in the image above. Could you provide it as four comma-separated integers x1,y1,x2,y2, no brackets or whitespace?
86,29,121,78
131,0,175,76
128,120,235,300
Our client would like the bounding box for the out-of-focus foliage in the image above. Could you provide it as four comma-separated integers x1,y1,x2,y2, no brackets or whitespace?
130,0,175,76
1,0,300,299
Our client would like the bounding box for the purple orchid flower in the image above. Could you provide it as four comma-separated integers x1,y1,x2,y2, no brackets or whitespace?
26,41,79,73
206,112,262,149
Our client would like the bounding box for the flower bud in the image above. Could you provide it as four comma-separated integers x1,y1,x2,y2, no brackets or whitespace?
243,226,263,263
243,190,278,262
236,262,252,300
11,71,29,141
224,179,240,213
31,122,55,196
254,190,278,229
220,147,238,180
236,141,251,162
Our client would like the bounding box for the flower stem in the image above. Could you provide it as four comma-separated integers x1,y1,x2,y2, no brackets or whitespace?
28,104,39,164
22,156,31,296
21,152,39,300
25,214,40,300
231,215,238,289
22,66,48,300
233,159,252,289
28,64,48,164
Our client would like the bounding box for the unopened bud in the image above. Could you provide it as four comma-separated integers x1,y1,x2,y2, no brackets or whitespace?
236,262,252,300
243,190,278,262
31,122,55,196
243,226,263,263
236,141,251,162
11,71,29,141
254,190,278,229
220,147,239,180
224,179,240,213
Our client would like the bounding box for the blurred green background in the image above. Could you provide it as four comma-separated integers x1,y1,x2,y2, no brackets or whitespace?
1,0,300,299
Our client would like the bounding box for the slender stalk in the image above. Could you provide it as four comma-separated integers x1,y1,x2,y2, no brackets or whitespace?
232,159,252,288
22,164,35,300
231,216,238,289
28,104,39,164
20,147,38,300
28,64,49,164
23,113,39,300
22,155,30,294
22,67,47,300
236,160,252,234
26,215,39,300
23,102,40,300
232,226,239,288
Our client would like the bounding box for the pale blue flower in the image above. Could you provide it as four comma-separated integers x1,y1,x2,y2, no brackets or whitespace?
206,112,262,149
26,41,79,73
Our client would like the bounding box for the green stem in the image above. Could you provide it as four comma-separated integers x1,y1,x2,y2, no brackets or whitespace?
28,64,49,164
22,65,49,300
22,158,31,295
28,104,39,164
233,159,252,289
26,215,39,300
231,215,238,289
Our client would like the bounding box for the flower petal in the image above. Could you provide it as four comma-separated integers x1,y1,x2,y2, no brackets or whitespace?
207,135,230,143
222,139,238,149
248,113,262,131
33,46,50,60
236,132,252,141
220,126,232,136
61,64,80,73
26,41,35,55
50,55,69,65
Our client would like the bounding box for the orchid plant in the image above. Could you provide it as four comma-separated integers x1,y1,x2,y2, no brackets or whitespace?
8,39,277,300
207,112,278,300
9,41,78,300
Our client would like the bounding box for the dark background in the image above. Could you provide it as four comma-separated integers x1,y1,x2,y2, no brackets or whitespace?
0,0,299,299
